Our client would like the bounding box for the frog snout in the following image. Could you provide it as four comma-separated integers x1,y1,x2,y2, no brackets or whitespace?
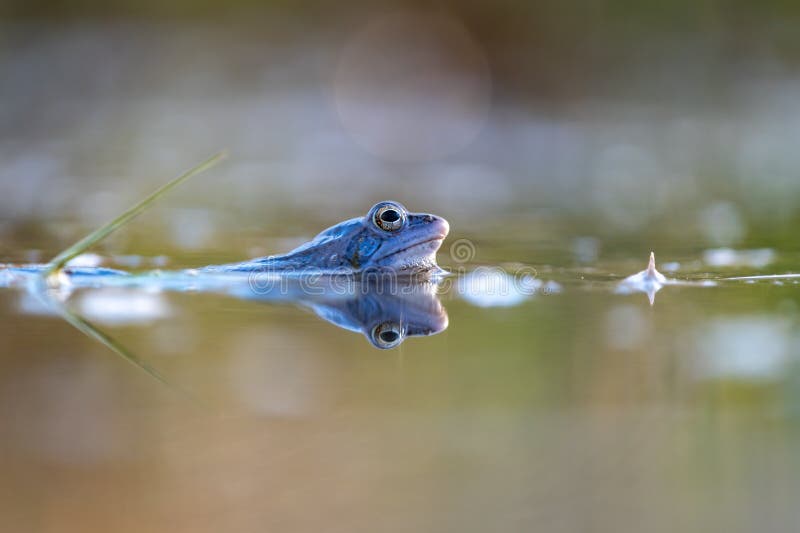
427,215,450,240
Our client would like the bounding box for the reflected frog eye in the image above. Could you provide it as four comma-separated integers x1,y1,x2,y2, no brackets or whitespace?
373,203,406,232
370,322,404,349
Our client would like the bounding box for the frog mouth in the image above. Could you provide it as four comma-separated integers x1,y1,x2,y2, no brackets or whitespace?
373,235,446,264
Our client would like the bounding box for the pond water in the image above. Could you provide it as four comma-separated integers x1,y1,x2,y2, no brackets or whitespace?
3,17,800,533
1,239,799,533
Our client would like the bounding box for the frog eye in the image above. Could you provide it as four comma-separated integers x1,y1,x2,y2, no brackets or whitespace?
370,321,404,349
372,203,406,232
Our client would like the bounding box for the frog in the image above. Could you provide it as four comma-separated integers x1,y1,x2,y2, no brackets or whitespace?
205,200,450,275
0,201,450,288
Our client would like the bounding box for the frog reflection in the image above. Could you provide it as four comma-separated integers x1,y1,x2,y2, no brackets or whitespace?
16,274,448,351
232,277,448,349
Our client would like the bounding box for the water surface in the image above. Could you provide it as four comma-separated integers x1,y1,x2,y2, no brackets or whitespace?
2,242,799,533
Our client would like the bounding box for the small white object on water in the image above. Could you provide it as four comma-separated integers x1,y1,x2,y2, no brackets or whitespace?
66,253,104,268
458,268,534,307
616,252,667,306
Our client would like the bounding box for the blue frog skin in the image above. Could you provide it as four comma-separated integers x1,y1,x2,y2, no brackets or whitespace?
205,201,450,275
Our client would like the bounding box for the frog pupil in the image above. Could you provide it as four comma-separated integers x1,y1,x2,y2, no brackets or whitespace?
380,209,400,223
380,330,400,343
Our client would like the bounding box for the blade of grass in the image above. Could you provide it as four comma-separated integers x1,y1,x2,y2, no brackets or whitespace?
45,150,228,277
29,279,199,401
59,304,177,388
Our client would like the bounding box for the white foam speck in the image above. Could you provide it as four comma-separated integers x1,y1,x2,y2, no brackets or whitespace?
458,268,534,307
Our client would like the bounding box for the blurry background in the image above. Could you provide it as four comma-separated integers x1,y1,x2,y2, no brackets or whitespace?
2,2,800,533
2,0,800,262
